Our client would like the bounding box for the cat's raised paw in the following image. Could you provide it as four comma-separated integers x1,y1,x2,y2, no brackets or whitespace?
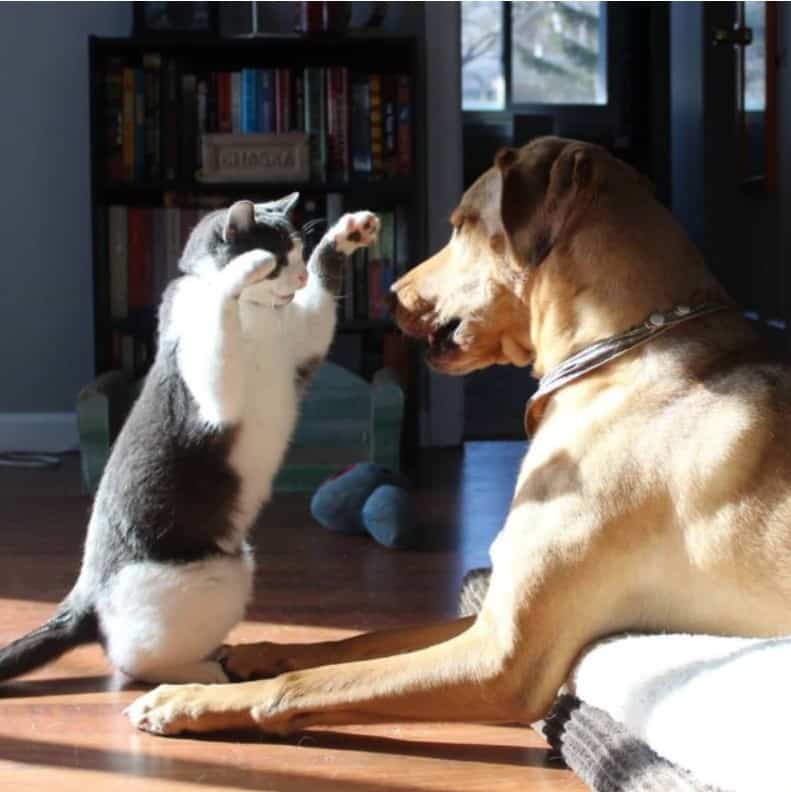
330,211,380,256
222,249,277,298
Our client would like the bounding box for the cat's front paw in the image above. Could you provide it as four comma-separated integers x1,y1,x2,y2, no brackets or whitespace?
329,211,380,256
221,249,277,299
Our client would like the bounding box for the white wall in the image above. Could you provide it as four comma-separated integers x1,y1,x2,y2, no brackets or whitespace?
0,2,131,448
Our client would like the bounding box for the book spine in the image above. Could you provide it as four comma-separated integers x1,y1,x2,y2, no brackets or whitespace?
325,192,343,226
219,71,232,133
108,206,128,320
231,71,241,133
350,74,372,175
180,208,199,251
339,67,349,181
165,207,182,281
105,58,124,182
276,67,291,133
382,74,397,177
121,67,135,180
196,77,208,170
304,67,326,181
394,205,409,276
241,68,258,133
127,208,148,312
181,73,197,180
162,57,180,181
151,208,167,305
259,69,274,133
206,71,218,133
327,68,349,180
379,210,395,316
396,74,412,176
369,74,383,177
143,54,161,181
292,71,304,132
134,69,145,181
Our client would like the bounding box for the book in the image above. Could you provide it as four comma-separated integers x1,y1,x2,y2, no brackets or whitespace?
240,68,258,133
326,66,349,181
218,71,232,133
395,205,410,276
104,58,124,181
108,206,128,320
292,72,305,132
151,208,167,305
143,54,161,181
259,69,275,133
367,254,383,319
134,68,146,180
396,75,412,176
121,67,135,180
369,74,384,177
165,207,182,282
162,56,180,181
231,71,241,133
127,208,152,312
275,67,291,133
304,67,326,181
206,71,218,133
350,74,372,175
378,210,396,315
382,74,398,177
180,73,197,181
196,77,208,170
325,192,344,226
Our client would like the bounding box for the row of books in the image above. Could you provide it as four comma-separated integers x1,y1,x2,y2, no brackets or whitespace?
103,55,413,184
101,199,410,330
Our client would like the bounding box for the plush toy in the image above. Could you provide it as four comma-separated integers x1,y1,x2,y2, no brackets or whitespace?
310,463,419,549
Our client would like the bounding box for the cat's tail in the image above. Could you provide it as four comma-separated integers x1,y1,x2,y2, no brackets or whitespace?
0,594,98,683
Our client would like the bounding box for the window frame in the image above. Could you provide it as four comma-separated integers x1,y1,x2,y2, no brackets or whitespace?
463,1,614,124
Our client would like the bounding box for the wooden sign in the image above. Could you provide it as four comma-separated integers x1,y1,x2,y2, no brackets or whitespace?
197,133,310,183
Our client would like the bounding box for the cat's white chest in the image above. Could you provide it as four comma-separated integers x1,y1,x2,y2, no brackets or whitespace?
228,305,299,537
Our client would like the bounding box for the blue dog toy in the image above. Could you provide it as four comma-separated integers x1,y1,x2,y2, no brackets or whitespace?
310,463,419,549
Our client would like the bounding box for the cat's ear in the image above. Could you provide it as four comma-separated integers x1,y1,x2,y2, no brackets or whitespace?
257,192,300,217
223,200,256,243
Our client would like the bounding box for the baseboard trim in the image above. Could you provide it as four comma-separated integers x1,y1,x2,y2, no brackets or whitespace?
0,413,78,452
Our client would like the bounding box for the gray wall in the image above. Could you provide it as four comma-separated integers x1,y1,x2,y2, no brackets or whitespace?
0,2,131,414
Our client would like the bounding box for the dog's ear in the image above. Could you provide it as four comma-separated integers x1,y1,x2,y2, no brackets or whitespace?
499,142,598,268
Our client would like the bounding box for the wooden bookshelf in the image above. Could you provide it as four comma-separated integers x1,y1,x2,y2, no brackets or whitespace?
88,33,425,463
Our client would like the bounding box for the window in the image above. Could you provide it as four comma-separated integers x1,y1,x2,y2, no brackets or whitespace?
461,1,608,112
461,1,506,111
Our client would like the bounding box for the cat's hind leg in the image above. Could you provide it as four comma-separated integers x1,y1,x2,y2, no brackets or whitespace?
98,554,253,685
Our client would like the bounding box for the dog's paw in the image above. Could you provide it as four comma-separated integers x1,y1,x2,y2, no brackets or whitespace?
329,211,380,256
125,683,206,736
220,249,277,298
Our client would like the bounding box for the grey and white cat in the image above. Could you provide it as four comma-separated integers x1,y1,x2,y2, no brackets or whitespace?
0,195,379,685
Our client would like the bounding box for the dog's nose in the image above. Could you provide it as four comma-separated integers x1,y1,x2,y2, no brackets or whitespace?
385,291,399,313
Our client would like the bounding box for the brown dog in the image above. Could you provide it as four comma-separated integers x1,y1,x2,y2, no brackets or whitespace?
127,137,791,736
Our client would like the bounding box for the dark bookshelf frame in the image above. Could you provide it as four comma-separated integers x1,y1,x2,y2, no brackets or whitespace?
88,33,426,463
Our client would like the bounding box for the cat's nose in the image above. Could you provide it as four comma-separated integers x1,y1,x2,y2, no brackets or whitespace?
296,271,308,289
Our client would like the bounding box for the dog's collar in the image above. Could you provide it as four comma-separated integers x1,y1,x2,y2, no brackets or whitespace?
524,303,732,436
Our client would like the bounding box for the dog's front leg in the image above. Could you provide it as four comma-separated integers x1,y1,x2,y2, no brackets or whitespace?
220,617,474,680
125,616,533,736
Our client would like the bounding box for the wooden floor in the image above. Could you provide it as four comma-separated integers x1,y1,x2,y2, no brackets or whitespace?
0,443,587,792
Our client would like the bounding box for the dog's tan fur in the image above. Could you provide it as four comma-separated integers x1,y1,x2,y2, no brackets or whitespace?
127,137,791,736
